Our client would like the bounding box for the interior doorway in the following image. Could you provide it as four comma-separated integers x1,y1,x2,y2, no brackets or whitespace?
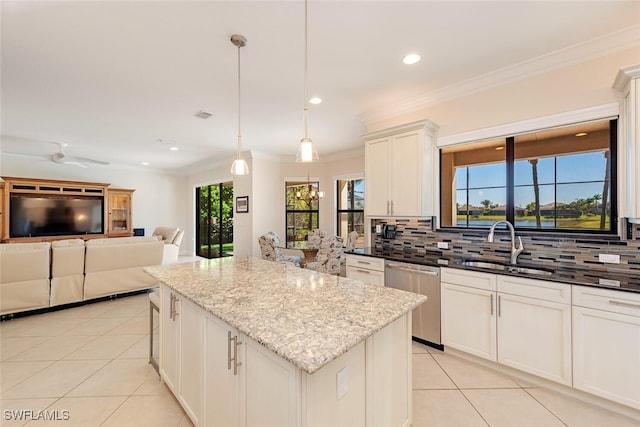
196,182,234,258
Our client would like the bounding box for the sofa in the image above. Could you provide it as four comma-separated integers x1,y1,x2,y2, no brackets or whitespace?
0,236,164,316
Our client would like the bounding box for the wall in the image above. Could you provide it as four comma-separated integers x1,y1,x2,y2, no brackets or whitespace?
367,47,639,139
277,148,365,244
1,155,188,239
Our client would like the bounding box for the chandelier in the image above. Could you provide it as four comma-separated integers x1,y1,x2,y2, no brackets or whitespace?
295,174,324,201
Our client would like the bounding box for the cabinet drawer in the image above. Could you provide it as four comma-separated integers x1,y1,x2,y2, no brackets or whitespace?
441,267,496,291
573,285,640,317
346,266,385,286
346,255,385,272
497,275,570,304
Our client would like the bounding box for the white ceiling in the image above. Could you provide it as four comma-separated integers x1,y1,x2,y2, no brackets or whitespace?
2,1,639,173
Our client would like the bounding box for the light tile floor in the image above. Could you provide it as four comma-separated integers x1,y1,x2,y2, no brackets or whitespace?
1,293,638,426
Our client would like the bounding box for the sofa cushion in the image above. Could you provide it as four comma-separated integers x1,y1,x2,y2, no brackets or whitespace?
85,238,164,273
0,242,51,284
51,239,85,277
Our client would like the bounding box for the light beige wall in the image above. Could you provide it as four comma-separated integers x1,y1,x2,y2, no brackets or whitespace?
278,149,364,240
1,155,188,240
367,47,639,138
249,153,282,257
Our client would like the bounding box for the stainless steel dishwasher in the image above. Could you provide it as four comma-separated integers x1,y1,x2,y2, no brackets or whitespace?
384,260,442,348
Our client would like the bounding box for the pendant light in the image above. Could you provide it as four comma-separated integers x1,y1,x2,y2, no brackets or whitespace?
230,34,249,175
295,0,318,162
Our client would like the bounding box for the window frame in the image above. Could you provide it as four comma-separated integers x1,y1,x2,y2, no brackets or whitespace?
439,118,618,235
336,178,365,244
284,180,320,248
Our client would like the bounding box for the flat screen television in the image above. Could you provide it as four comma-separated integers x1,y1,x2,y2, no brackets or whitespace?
10,194,104,238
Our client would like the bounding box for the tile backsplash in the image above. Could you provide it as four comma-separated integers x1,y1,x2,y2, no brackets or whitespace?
371,218,640,275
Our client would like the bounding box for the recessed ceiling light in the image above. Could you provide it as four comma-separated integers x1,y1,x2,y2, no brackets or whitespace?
170,146,179,151
402,53,421,65
495,146,505,151
575,132,588,137
309,97,322,105
142,162,149,166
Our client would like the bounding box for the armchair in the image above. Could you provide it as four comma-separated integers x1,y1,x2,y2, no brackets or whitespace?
152,226,184,264
307,229,327,249
258,232,302,266
304,235,344,275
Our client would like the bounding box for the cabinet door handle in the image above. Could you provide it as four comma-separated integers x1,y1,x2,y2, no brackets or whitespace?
228,331,232,370
608,300,640,309
387,200,390,215
355,269,372,274
390,200,394,215
498,295,501,317
169,294,175,321
356,260,372,265
171,294,179,320
233,336,242,376
490,294,494,315
228,332,242,375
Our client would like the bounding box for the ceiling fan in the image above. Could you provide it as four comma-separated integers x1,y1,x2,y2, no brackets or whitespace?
49,142,109,168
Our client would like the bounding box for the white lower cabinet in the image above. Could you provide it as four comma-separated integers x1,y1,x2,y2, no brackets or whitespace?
160,286,205,426
346,254,385,286
204,315,240,427
441,268,572,385
496,276,572,385
160,287,180,393
572,285,640,410
441,268,497,360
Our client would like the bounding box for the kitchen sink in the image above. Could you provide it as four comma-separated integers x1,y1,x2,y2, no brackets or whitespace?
459,260,553,277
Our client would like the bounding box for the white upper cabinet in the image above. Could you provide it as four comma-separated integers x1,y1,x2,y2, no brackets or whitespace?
613,64,640,221
363,120,438,217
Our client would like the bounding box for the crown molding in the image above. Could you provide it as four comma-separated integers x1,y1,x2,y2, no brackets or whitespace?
361,25,640,126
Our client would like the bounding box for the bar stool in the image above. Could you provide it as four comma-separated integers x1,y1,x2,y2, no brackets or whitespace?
149,288,160,374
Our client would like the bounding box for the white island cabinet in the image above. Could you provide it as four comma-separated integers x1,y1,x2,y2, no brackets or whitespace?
147,257,424,427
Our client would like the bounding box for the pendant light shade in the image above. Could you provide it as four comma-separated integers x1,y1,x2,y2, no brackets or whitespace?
295,0,318,163
230,34,249,176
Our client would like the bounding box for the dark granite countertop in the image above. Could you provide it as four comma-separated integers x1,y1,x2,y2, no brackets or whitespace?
348,247,640,294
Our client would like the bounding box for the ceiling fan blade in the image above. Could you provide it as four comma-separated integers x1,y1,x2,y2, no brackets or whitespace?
3,151,51,161
68,155,110,166
52,151,108,167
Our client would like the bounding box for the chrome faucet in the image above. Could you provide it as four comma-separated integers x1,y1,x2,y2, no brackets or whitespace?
487,220,524,264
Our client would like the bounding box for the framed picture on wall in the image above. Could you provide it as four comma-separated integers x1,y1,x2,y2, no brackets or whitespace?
236,196,249,213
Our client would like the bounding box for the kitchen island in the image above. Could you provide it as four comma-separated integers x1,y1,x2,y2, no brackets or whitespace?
145,256,426,427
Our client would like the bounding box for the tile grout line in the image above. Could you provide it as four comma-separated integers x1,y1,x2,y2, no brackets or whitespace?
428,350,492,427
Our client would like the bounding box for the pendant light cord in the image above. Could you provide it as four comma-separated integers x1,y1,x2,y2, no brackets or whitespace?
237,43,243,157
303,0,309,140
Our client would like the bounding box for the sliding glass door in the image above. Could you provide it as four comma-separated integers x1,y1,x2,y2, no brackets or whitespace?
196,182,234,258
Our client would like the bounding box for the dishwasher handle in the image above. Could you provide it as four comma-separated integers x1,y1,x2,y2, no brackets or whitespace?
385,263,439,276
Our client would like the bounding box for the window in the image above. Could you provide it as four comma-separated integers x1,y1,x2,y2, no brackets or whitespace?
440,119,616,233
337,178,365,247
285,180,319,248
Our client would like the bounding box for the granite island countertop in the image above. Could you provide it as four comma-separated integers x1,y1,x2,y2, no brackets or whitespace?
145,256,426,374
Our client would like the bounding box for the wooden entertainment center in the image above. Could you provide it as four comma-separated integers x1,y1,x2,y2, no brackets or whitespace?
0,177,134,243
